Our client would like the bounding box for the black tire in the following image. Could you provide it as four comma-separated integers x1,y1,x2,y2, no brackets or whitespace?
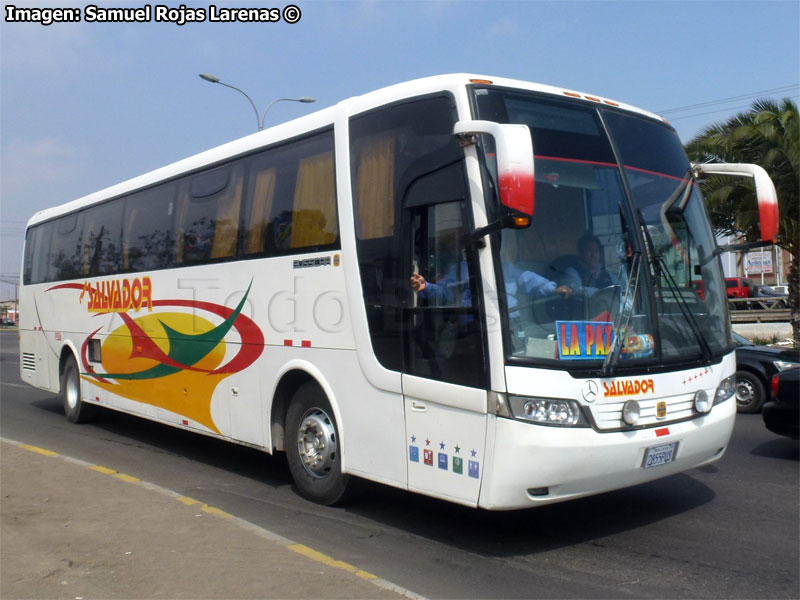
61,356,96,423
734,370,766,414
285,382,350,505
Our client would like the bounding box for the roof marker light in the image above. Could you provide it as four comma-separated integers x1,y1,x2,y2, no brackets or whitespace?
563,91,581,98
470,79,493,84
604,100,620,107
585,96,601,103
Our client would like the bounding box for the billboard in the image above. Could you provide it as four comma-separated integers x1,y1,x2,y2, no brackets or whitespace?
745,250,773,274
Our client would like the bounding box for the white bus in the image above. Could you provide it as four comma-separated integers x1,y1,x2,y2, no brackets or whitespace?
19,75,779,509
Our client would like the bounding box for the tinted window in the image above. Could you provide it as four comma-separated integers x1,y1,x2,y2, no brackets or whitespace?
49,212,84,281
243,130,338,256
349,95,464,372
406,200,486,387
82,201,122,276
602,110,689,178
473,88,617,164
31,222,54,284
123,184,176,272
176,164,243,265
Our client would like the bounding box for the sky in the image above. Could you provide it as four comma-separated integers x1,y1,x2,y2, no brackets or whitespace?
1,0,798,300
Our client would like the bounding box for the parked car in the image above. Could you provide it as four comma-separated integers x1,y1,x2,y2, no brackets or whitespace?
750,284,788,309
762,366,800,439
726,277,754,299
733,333,800,413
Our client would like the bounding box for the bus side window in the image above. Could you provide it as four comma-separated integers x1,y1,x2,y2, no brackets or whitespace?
243,162,277,255
290,147,337,250
49,212,84,281
123,183,176,272
405,200,485,387
242,130,337,257
24,224,53,285
82,202,122,277
349,96,462,374
176,163,244,265
23,226,38,285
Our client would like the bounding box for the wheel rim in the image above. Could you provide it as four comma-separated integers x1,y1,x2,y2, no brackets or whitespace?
296,408,337,479
735,379,755,407
65,369,79,409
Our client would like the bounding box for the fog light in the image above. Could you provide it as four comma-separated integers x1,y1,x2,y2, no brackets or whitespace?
622,400,640,425
694,389,712,414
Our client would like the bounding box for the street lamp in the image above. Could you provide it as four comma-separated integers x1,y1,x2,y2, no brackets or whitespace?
199,73,315,131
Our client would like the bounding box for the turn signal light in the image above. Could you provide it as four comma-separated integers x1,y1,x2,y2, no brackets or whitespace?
513,216,530,228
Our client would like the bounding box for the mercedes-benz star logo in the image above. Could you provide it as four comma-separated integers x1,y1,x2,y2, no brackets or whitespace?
582,380,599,403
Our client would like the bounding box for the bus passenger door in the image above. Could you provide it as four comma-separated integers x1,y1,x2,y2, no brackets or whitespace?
402,197,489,506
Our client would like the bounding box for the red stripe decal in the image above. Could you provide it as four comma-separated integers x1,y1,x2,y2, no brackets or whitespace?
301,340,311,348
182,420,189,426
656,428,670,437
283,339,293,347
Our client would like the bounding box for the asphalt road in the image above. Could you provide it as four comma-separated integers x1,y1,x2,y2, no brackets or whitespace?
1,329,798,599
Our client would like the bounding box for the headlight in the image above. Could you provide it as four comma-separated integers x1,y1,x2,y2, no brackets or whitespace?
774,360,799,372
714,374,735,405
508,396,589,427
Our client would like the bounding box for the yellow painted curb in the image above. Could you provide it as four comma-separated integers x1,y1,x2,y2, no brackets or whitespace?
19,444,58,457
288,544,377,580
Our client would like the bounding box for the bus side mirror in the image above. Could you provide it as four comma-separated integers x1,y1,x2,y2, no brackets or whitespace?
693,163,779,243
454,120,534,225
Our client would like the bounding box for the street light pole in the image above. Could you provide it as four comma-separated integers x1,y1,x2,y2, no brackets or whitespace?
261,96,316,129
199,73,316,131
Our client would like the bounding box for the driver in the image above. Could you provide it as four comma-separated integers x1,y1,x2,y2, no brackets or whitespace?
574,234,617,290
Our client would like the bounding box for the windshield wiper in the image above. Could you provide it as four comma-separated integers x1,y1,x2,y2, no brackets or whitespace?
601,251,642,377
653,253,712,362
637,209,712,362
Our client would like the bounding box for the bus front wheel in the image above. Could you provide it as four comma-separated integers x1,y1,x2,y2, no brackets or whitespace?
285,382,350,505
61,356,96,424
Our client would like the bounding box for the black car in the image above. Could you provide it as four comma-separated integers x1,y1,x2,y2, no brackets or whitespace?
734,333,799,413
762,366,800,439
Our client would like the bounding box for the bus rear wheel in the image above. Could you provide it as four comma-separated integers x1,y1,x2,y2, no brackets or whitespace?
61,356,96,423
285,382,350,505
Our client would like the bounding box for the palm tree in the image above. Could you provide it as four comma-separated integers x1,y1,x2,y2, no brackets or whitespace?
686,98,799,349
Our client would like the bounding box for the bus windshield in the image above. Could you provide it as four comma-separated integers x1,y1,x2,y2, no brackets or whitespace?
472,87,730,369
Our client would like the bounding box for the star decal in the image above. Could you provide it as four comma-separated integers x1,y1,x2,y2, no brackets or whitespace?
454,444,461,454
470,449,477,457
411,435,416,443
439,441,445,450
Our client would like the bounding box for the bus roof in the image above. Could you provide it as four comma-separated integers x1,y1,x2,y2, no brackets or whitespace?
26,73,666,228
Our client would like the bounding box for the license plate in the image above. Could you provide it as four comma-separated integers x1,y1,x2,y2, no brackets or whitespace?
642,442,678,468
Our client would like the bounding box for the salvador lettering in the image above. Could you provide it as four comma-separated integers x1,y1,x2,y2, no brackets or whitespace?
603,378,656,397
79,276,153,313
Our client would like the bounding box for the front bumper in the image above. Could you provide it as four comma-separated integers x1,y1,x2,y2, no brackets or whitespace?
478,398,736,510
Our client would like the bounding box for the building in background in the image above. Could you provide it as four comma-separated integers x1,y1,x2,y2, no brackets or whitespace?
717,234,789,288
